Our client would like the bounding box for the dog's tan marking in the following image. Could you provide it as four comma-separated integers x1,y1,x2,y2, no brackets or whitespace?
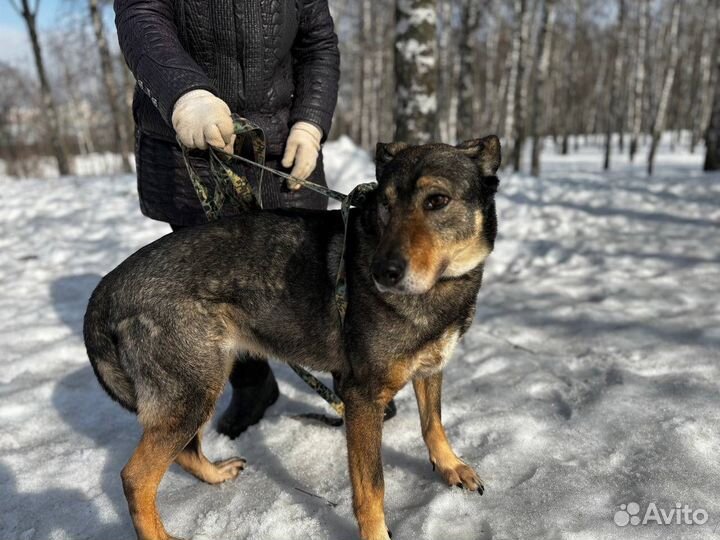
377,361,413,404
175,433,246,484
344,389,390,540
442,212,491,278
384,185,398,205
376,327,459,405
405,211,441,282
415,175,446,189
122,429,189,540
413,373,483,492
411,328,459,377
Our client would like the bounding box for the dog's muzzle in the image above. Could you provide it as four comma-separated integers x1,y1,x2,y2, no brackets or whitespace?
371,255,407,290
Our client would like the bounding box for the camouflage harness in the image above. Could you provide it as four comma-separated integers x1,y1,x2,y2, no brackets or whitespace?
179,114,377,425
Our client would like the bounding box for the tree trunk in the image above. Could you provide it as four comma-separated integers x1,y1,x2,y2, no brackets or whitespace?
648,1,681,175
457,0,481,141
604,0,625,170
530,0,556,176
89,0,132,172
370,4,384,148
629,0,649,162
704,8,720,170
484,12,500,129
18,0,71,175
59,51,93,155
351,3,363,144
503,0,527,168
360,0,373,149
395,0,438,143
491,44,510,135
561,5,580,156
511,0,531,171
437,0,452,142
692,0,718,153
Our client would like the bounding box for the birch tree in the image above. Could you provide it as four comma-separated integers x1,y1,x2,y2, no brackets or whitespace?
629,0,650,162
503,0,529,169
691,0,718,153
704,7,720,171
8,0,71,175
437,0,454,142
561,5,581,155
530,0,556,176
89,0,132,172
395,0,438,143
457,0,481,141
604,0,625,170
511,0,531,171
648,0,681,175
360,0,373,148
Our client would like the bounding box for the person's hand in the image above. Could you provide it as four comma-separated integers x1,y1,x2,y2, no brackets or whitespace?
282,121,322,189
172,89,235,153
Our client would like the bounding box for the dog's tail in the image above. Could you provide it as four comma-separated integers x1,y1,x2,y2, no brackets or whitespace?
83,286,137,413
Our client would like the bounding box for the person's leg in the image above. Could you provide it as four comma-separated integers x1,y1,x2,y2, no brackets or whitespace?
170,223,280,439
216,354,279,439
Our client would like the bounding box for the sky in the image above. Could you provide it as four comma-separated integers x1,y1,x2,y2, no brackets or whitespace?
1,0,64,26
0,0,113,68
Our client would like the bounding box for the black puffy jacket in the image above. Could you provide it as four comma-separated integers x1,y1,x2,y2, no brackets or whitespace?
115,0,340,224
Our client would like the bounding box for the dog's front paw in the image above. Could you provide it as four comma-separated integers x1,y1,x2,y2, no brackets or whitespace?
211,457,247,482
431,457,484,494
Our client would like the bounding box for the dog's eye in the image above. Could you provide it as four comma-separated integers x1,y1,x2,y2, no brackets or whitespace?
424,194,450,211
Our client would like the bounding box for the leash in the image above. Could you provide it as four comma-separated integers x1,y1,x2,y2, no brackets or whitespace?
179,114,377,425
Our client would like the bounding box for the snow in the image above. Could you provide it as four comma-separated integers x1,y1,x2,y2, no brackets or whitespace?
1,136,720,539
0,153,135,180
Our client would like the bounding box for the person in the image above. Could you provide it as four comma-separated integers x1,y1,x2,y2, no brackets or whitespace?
115,0,395,438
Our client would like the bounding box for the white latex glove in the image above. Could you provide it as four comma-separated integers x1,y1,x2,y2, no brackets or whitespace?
281,121,322,189
172,89,235,153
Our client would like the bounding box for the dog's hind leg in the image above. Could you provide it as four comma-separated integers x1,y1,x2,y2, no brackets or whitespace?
122,389,226,539
175,432,246,484
121,426,192,540
413,372,484,493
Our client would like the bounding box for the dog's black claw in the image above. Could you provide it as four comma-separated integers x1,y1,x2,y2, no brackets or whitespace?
456,482,463,489
478,486,484,495
383,399,397,422
387,529,392,538
430,460,435,471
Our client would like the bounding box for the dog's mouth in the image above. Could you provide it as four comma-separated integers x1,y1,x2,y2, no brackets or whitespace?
371,254,450,295
373,278,414,295
372,265,447,296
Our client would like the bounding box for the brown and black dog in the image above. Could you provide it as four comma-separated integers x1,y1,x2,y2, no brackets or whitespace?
84,135,501,540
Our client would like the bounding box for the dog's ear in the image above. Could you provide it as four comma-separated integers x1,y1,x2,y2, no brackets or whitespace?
375,142,409,177
456,136,501,176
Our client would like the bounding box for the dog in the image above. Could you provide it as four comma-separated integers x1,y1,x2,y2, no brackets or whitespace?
83,135,501,540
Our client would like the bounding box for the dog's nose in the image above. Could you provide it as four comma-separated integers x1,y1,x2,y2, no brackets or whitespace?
372,256,407,288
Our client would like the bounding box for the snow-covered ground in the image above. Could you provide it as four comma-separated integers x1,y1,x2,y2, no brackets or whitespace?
1,137,719,540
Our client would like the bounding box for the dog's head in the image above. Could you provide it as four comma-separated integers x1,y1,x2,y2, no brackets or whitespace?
365,136,501,295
